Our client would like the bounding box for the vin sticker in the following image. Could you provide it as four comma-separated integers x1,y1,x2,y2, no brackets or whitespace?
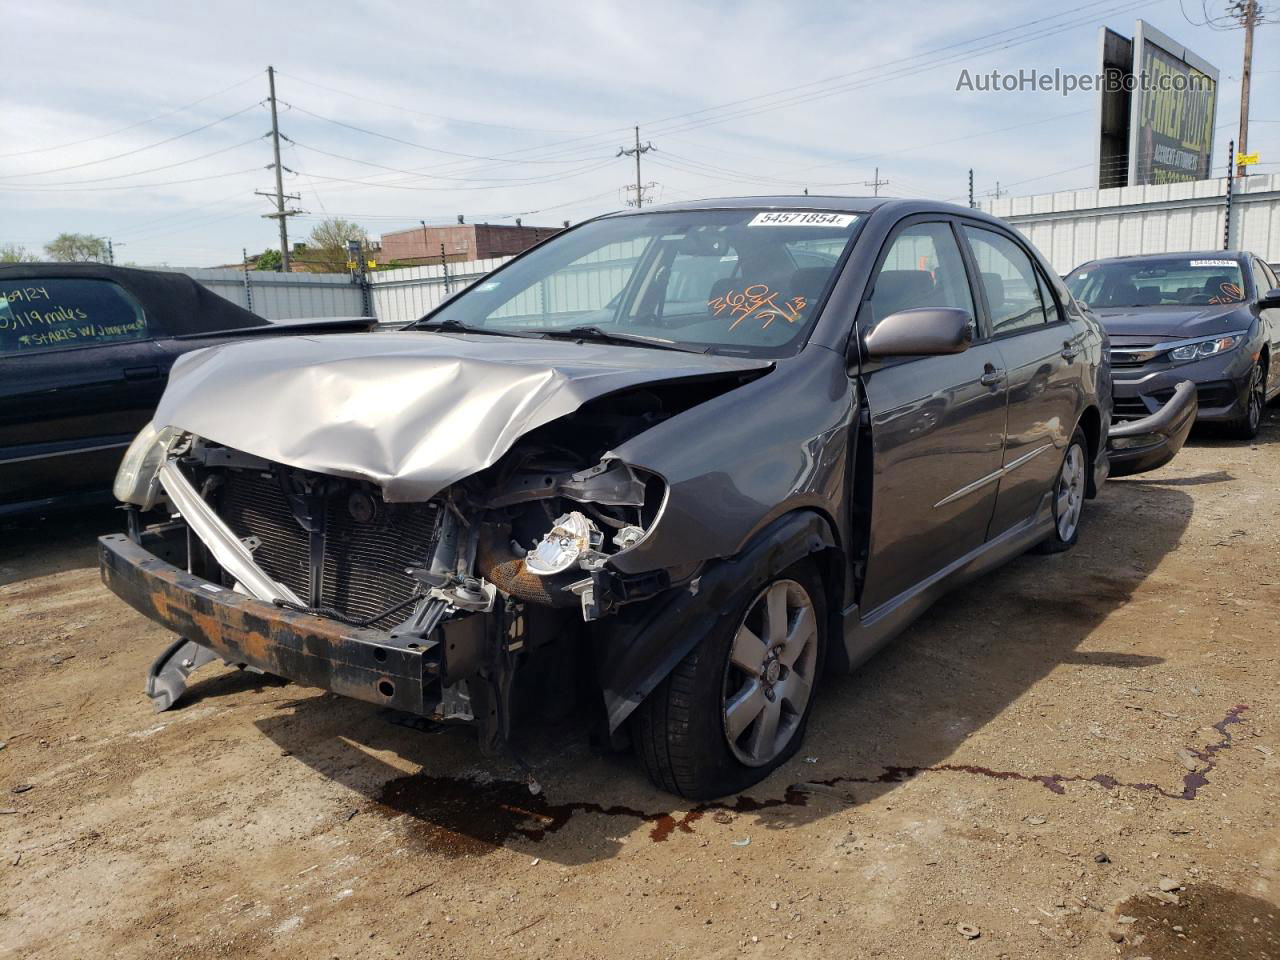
748,211,856,228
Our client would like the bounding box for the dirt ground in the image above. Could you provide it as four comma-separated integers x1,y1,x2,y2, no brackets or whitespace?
1,412,1278,960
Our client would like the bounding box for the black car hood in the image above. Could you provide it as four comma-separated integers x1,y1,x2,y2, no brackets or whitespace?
153,331,771,502
1091,303,1252,340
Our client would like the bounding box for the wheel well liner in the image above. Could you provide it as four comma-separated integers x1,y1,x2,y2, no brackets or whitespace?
594,510,839,732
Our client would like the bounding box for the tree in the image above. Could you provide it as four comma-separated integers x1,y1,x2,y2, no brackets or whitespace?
0,243,31,263
304,218,368,273
253,248,283,271
44,233,109,263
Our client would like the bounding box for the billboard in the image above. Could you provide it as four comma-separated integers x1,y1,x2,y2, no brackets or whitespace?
1095,21,1219,189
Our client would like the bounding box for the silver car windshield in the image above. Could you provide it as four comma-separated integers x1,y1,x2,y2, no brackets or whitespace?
412,209,862,357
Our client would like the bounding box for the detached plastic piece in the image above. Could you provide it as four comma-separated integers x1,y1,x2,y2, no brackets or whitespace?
145,637,218,712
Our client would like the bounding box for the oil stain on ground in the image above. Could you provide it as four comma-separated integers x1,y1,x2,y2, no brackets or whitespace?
1116,884,1279,959
375,705,1250,857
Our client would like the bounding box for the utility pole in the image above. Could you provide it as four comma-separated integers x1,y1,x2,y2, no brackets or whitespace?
241,247,254,313
968,169,975,209
257,66,302,271
106,238,114,265
617,126,655,207
1235,0,1258,177
863,167,889,197
1225,138,1236,250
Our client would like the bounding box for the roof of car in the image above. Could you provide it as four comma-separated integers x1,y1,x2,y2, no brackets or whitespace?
609,195,980,217
0,262,267,335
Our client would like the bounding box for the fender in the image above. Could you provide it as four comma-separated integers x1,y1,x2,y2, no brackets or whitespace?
595,510,837,732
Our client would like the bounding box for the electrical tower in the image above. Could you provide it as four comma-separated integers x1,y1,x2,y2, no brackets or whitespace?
256,66,303,271
617,126,656,208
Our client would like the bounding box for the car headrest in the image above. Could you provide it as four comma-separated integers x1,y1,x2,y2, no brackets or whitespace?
980,272,1005,311
1203,274,1231,293
1134,285,1162,306
872,270,936,317
1107,281,1138,306
708,277,736,313
788,267,831,304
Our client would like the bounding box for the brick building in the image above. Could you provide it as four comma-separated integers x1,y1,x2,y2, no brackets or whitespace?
379,222,565,265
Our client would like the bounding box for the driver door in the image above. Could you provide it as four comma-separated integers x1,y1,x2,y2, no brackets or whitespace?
856,218,1010,613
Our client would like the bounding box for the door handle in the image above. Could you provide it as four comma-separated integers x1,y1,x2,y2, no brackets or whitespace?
979,367,1005,387
1061,341,1080,362
123,365,160,381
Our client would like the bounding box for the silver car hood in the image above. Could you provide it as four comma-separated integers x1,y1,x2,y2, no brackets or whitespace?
154,331,771,502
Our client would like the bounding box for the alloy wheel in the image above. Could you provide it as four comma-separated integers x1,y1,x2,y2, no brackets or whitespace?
721,579,818,767
1247,364,1264,433
1055,443,1087,542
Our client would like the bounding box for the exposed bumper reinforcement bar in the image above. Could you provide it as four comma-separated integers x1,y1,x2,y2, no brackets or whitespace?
1107,379,1199,478
100,533,437,714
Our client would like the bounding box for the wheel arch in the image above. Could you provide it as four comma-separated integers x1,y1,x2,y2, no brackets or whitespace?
595,508,844,733
1078,403,1103,498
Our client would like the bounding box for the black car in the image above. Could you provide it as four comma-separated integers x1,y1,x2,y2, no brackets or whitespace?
99,198,1196,799
0,263,374,517
1066,251,1280,439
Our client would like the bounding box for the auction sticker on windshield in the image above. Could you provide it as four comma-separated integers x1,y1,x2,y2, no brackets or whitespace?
749,211,856,228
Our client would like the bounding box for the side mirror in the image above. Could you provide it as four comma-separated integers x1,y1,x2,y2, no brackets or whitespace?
1261,288,1280,308
862,307,974,359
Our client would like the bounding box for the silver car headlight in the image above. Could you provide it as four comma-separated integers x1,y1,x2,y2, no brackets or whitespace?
113,422,179,510
1168,333,1245,363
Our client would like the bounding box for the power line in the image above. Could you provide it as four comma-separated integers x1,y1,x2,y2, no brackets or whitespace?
0,167,264,192
0,135,266,188
0,101,265,180
0,71,261,160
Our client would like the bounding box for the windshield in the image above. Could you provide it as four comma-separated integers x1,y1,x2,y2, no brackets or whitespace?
412,208,862,356
1066,257,1247,308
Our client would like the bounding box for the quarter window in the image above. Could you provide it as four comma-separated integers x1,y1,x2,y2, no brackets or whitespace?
0,278,148,355
963,227,1050,333
866,222,975,327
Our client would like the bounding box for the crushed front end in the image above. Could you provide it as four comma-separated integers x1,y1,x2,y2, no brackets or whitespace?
102,415,673,753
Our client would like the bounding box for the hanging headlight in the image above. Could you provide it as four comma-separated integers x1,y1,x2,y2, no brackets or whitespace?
525,511,604,576
113,422,180,511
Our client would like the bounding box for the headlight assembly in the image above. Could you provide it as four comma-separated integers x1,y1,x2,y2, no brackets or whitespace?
1168,333,1245,363
112,422,180,510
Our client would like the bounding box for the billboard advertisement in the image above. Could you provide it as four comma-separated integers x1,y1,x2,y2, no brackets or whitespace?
1095,21,1219,188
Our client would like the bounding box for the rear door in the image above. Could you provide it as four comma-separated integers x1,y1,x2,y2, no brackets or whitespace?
0,277,166,510
960,224,1086,537
856,217,1009,613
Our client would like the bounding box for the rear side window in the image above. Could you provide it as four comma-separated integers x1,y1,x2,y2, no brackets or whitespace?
0,278,148,356
962,227,1050,334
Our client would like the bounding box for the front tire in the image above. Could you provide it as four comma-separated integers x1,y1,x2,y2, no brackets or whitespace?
1034,427,1088,555
631,560,826,799
1223,360,1265,441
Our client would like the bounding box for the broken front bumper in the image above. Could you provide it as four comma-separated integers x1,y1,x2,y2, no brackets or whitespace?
1106,379,1199,478
99,532,465,715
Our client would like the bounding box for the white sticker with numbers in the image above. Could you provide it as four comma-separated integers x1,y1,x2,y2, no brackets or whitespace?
1189,259,1237,268
748,211,856,228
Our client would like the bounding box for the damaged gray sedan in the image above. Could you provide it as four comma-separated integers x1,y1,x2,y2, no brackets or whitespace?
100,197,1196,799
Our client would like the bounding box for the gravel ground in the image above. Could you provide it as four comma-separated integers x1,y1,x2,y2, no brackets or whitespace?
1,410,1278,959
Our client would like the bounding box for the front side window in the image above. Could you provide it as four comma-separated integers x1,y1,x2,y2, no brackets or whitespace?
417,209,863,357
1066,257,1247,307
963,227,1050,334
0,278,148,356
865,222,975,327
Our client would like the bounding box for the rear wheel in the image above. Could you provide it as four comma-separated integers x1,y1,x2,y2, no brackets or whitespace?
1034,428,1088,555
1223,361,1265,441
631,560,826,799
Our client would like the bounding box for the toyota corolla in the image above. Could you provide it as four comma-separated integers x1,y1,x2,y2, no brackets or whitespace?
100,197,1196,799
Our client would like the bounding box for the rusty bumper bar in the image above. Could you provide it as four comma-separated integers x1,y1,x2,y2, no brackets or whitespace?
99,533,435,714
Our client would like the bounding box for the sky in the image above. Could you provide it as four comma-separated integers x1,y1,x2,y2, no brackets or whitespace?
2,0,1276,267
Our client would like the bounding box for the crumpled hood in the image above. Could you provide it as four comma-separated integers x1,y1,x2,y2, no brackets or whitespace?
1092,303,1252,340
154,331,770,501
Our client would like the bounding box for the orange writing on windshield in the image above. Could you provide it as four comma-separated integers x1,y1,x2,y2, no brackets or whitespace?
1208,282,1244,305
709,284,806,331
